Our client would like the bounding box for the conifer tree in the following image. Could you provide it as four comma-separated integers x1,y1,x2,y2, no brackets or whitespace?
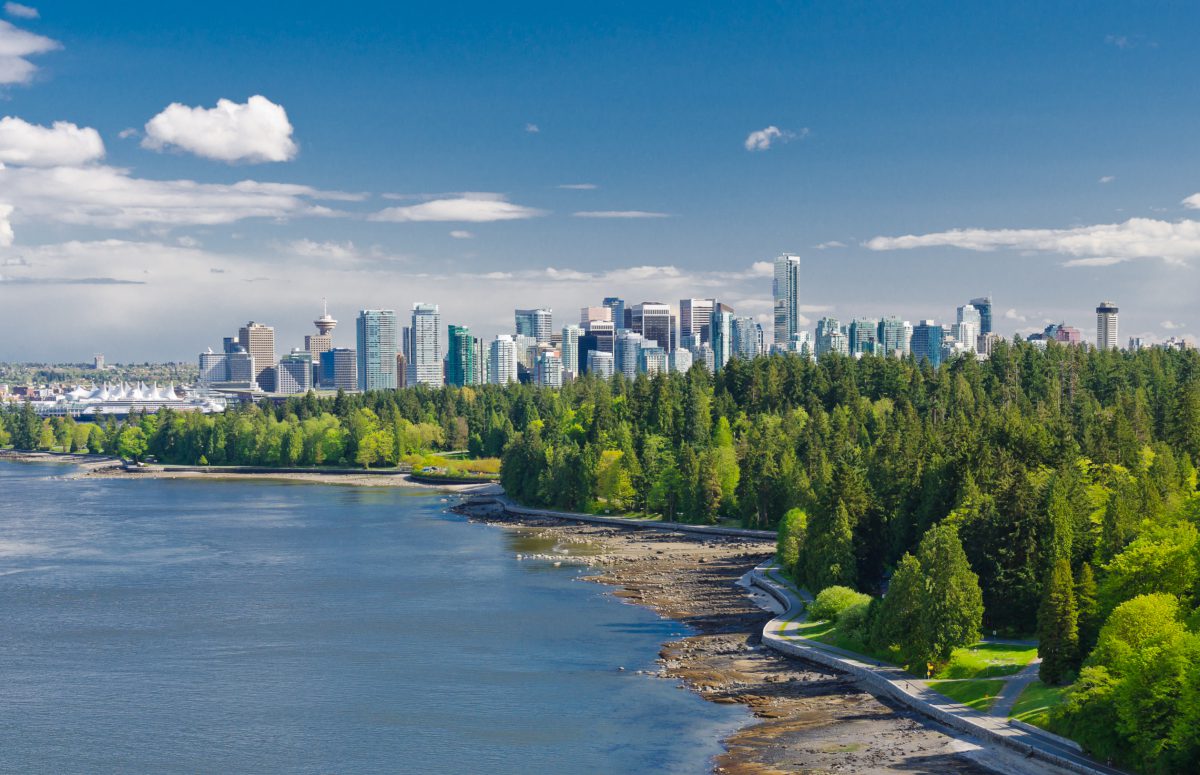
1038,558,1080,684
1075,562,1101,654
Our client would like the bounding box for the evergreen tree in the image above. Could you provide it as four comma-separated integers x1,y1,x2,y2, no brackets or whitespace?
915,523,984,665
1075,562,1101,655
1038,558,1080,684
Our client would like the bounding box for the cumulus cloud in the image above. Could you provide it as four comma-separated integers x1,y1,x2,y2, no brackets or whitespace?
285,239,359,261
0,19,59,85
0,116,105,166
572,210,670,219
4,3,38,19
449,230,474,239
744,125,806,151
142,95,298,163
865,217,1200,267
1005,308,1027,322
370,193,545,223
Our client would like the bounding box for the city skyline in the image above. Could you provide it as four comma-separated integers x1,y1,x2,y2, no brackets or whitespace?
1,2,1198,360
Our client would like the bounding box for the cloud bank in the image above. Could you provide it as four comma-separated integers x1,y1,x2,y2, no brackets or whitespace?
0,18,58,84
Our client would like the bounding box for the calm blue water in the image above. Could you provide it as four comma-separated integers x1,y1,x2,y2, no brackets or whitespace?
0,462,747,774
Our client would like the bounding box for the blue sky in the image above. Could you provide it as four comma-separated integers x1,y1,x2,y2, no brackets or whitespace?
0,1,1196,360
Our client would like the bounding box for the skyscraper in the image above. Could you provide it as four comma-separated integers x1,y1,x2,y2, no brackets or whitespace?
198,349,228,386
679,298,715,345
772,254,801,350
670,348,693,373
587,350,615,378
445,324,477,387
615,330,644,379
969,296,993,336
815,317,848,356
580,306,611,327
561,324,582,380
630,302,673,350
710,304,735,368
535,351,563,388
356,309,398,391
955,304,981,352
603,297,627,331
488,335,519,385
408,303,443,386
848,318,878,355
639,346,668,376
277,350,313,394
320,347,357,391
238,321,276,392
1096,301,1119,350
731,316,759,360
910,320,944,367
515,308,553,343
877,317,909,356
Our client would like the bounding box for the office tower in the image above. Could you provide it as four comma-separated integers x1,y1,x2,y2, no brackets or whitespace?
580,306,612,327
320,347,357,391
711,304,735,369
640,346,668,376
561,325,582,380
773,254,801,350
679,298,715,345
445,324,477,387
488,335,520,385
969,296,993,336
877,317,907,356
396,354,407,388
238,321,276,392
226,349,255,385
694,342,716,373
603,297,627,331
587,350,615,378
355,309,398,391
93,354,105,370
848,318,878,355
535,351,563,388
401,326,412,363
408,303,443,386
910,320,944,367
198,349,227,385
306,299,337,359
630,302,673,350
670,348,693,373
815,317,849,356
515,308,553,343
584,319,615,355
1096,301,1119,350
615,331,644,379
277,350,313,394
731,316,759,360
222,336,238,354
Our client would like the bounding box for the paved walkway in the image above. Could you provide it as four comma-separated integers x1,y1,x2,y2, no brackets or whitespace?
989,657,1043,717
748,562,1128,775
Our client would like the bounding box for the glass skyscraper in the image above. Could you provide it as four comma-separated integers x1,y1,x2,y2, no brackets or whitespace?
408,303,443,386
355,309,397,391
772,254,800,351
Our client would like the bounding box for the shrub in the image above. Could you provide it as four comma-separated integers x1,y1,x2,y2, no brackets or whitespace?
809,585,872,622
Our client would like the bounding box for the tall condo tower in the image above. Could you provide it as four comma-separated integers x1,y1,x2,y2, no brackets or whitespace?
969,296,993,336
356,309,398,391
1096,301,1119,350
408,303,444,386
773,254,801,350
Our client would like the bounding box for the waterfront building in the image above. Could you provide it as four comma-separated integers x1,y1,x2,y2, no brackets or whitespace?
227,349,255,385
238,321,277,392
446,324,477,387
535,350,563,388
198,349,228,386
31,383,225,418
515,308,553,343
631,302,674,351
679,298,715,345
561,324,582,380
587,350,614,378
615,330,644,379
773,254,801,351
710,304,735,368
356,309,398,391
320,348,358,391
1096,301,1119,350
910,320,944,367
277,350,313,394
408,303,443,386
603,297,628,330
305,299,337,360
970,296,993,336
669,347,693,373
640,346,668,376
489,335,520,385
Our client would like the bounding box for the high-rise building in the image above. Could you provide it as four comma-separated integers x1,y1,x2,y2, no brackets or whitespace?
408,303,443,386
396,353,407,388
910,320,944,367
580,306,612,327
631,302,673,350
320,348,357,391
848,318,878,355
1096,301,1119,350
969,296,993,336
816,317,848,356
587,350,615,378
711,304,735,369
772,254,801,350
93,354,105,370
640,346,668,376
489,335,519,385
603,297,628,331
584,319,615,355
227,349,255,385
401,326,412,364
615,330,644,379
306,299,338,360
694,342,716,373
238,321,276,392
670,348,693,373
446,324,477,387
679,298,716,345
731,316,759,360
877,317,908,357
277,350,313,394
198,349,228,385
561,324,582,380
356,309,398,391
535,350,563,388
515,308,553,343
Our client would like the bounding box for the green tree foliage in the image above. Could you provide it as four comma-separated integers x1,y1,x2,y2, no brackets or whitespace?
776,507,807,578
808,585,871,622
913,523,984,665
116,427,147,462
1038,558,1080,684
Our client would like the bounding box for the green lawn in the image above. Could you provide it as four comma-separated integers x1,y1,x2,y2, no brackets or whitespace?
928,679,1006,711
934,642,1038,679
790,618,900,666
1009,680,1070,729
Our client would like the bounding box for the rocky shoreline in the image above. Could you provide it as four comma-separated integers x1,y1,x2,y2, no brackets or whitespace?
456,497,1033,775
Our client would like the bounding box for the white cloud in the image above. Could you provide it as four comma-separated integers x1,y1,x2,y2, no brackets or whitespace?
0,116,105,166
0,19,59,85
176,235,200,248
744,125,807,151
1004,308,1027,322
572,210,670,219
1162,320,1184,330
524,123,540,133
142,95,298,164
117,127,139,140
814,240,846,249
0,203,13,246
285,238,359,261
449,230,474,239
370,194,545,223
748,261,774,276
4,3,37,19
1099,175,1115,184
865,217,1200,267
557,183,597,190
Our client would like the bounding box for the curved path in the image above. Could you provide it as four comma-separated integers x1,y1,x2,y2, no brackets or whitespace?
747,561,1128,775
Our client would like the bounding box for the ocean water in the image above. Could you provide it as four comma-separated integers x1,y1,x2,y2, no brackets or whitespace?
0,462,748,774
